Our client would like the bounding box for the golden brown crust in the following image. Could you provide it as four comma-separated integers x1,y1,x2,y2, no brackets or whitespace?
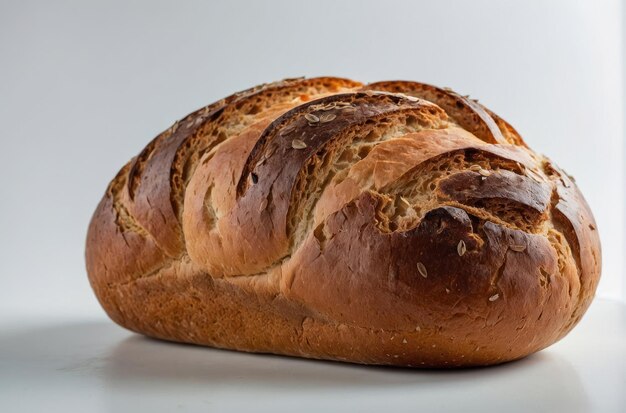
85,77,601,367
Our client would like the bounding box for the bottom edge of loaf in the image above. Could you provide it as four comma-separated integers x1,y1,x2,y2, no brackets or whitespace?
91,261,567,368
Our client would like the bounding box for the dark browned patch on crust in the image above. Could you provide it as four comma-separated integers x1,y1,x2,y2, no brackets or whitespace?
438,169,551,212
434,166,551,233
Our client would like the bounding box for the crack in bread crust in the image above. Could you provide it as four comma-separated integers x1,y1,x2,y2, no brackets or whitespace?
86,77,601,368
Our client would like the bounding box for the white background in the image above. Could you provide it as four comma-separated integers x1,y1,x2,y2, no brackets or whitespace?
0,0,624,320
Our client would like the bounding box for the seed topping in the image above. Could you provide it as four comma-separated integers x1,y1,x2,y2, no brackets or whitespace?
291,139,307,149
417,262,427,278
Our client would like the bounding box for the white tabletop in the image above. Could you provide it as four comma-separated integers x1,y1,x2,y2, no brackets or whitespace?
1,299,624,413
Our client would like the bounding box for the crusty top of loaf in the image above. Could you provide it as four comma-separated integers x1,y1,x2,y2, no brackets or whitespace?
86,77,601,358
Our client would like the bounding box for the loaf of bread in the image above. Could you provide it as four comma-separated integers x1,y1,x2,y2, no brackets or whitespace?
86,77,601,367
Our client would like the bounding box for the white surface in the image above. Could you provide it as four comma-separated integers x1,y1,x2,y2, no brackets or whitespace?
0,0,624,321
1,3,623,411
1,299,624,413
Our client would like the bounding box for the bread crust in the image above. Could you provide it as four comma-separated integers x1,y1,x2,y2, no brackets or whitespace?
86,77,601,367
